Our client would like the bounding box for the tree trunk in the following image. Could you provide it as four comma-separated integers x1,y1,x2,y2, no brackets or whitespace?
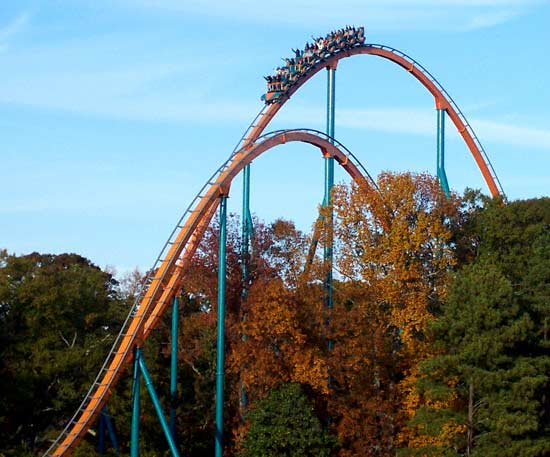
467,381,474,457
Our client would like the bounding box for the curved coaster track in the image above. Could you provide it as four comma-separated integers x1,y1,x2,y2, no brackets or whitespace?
44,42,504,456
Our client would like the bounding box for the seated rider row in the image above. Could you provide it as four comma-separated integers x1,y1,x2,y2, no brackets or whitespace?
264,26,365,95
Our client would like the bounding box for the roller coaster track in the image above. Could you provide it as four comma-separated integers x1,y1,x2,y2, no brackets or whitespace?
236,44,505,198
44,43,504,456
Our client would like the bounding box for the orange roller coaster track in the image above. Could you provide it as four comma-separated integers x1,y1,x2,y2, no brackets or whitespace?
240,44,504,198
44,43,504,456
44,129,377,456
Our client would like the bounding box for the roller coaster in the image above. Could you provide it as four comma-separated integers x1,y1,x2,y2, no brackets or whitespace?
43,28,504,457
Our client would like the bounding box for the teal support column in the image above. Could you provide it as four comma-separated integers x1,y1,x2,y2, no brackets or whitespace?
241,164,253,296
240,165,252,418
437,108,451,198
131,348,141,457
99,406,119,454
104,408,119,454
139,357,180,457
215,195,228,457
324,65,336,349
169,296,179,438
98,410,106,454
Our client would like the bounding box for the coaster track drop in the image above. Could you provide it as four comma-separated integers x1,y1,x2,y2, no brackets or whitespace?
44,39,504,456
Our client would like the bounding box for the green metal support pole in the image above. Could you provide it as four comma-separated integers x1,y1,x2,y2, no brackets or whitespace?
437,109,451,198
241,164,253,297
304,66,337,275
324,65,336,349
104,407,120,454
98,410,106,454
240,165,252,417
98,405,119,454
139,356,180,457
169,296,179,439
215,195,228,457
131,347,141,457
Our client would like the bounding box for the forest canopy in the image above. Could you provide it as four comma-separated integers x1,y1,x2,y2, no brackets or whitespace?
1,172,548,457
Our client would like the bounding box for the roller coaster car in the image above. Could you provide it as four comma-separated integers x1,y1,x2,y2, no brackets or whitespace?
328,41,339,53
347,35,365,47
261,91,283,104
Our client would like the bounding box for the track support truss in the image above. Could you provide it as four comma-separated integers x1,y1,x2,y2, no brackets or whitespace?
130,347,180,457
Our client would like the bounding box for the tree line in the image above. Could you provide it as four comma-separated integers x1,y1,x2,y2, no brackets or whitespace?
0,172,548,456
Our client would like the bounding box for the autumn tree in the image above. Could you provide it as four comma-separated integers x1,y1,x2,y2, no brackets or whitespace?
175,215,316,455
330,172,463,455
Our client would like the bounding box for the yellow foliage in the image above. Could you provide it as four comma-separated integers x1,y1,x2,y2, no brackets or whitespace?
333,172,462,450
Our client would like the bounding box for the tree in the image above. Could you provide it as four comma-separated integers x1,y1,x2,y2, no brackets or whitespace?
330,172,462,454
0,251,124,454
176,214,326,454
409,198,550,456
240,383,335,457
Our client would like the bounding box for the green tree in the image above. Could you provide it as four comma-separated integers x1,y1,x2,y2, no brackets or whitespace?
407,198,550,457
240,383,335,457
0,251,125,454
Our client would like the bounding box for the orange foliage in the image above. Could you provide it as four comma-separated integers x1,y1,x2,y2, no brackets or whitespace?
332,172,461,452
174,172,462,455
228,277,329,399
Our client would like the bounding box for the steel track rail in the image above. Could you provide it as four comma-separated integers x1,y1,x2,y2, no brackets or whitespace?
45,40,505,455
44,130,376,456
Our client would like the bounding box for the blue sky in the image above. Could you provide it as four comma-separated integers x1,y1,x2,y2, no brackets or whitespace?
1,0,549,273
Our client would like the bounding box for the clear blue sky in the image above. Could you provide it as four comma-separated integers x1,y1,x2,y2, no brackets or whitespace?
2,0,549,273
